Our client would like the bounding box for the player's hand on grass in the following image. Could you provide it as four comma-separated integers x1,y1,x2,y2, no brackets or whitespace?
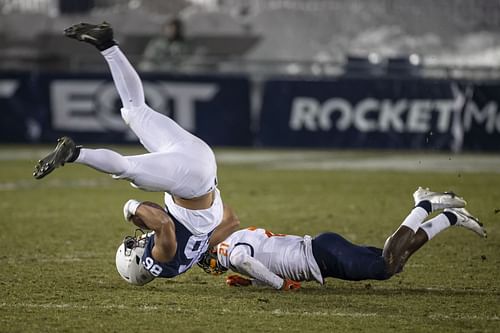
226,274,252,287
281,279,301,291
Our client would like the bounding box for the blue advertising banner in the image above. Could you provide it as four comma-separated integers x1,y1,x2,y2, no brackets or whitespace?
259,77,500,151
0,72,252,146
2,71,500,151
0,72,42,142
464,82,500,151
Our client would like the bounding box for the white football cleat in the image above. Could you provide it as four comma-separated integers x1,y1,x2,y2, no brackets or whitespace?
413,187,466,212
444,208,487,238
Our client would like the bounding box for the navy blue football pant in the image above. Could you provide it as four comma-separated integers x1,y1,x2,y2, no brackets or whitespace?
312,232,391,281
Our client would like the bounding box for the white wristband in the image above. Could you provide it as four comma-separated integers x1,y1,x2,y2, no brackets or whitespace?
123,199,141,222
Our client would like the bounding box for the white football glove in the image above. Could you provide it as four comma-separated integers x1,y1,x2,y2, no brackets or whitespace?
123,199,141,222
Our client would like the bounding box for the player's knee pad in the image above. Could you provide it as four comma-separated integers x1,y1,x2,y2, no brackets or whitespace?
121,105,149,126
121,107,131,125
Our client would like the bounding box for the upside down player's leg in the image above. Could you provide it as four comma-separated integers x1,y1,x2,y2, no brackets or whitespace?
311,232,390,281
36,23,218,198
64,22,200,153
100,45,205,153
95,31,217,196
72,44,217,196
74,146,216,197
78,43,218,196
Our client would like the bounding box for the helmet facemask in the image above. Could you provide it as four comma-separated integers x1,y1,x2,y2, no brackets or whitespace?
197,247,228,275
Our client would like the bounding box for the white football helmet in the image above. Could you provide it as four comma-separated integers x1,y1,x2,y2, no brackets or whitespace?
115,230,155,286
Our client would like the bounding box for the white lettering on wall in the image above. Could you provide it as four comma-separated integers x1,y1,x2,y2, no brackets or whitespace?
51,80,105,131
50,80,219,135
289,96,499,134
160,83,218,132
463,101,498,133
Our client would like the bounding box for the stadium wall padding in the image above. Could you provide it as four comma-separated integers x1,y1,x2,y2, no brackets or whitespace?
259,77,500,151
1,71,499,151
0,72,252,147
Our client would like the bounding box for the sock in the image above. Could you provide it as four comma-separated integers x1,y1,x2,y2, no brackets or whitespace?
416,200,432,214
401,206,428,233
67,146,81,163
97,39,117,52
419,214,452,240
74,148,131,175
443,211,458,225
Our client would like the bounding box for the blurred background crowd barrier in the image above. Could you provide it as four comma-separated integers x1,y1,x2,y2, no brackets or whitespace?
1,0,499,151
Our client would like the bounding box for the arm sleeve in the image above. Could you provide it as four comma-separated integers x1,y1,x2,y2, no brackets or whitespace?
229,246,284,290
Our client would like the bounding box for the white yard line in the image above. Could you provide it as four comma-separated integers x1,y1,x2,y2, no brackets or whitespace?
0,302,157,311
1,148,499,173
216,151,500,173
0,149,52,161
267,156,500,173
0,302,498,321
0,178,116,191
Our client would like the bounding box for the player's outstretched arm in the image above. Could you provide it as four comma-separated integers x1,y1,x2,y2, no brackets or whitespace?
123,200,177,263
208,204,240,247
229,247,300,291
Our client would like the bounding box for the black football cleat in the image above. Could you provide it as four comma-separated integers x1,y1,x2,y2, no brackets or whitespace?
33,137,80,179
64,22,117,51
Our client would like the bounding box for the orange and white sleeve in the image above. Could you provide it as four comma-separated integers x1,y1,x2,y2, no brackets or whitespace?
229,246,284,289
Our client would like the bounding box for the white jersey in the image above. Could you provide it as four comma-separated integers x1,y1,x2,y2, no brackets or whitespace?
217,227,323,285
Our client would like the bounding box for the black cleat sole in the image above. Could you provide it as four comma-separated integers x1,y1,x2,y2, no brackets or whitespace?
33,137,76,179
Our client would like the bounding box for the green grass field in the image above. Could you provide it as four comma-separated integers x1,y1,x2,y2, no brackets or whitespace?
1,146,499,332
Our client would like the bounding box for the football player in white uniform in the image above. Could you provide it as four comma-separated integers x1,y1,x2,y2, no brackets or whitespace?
33,22,239,285
197,188,486,290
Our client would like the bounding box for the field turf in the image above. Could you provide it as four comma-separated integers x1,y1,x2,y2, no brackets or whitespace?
1,146,499,332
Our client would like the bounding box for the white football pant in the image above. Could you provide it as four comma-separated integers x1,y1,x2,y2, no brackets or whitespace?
75,46,217,199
